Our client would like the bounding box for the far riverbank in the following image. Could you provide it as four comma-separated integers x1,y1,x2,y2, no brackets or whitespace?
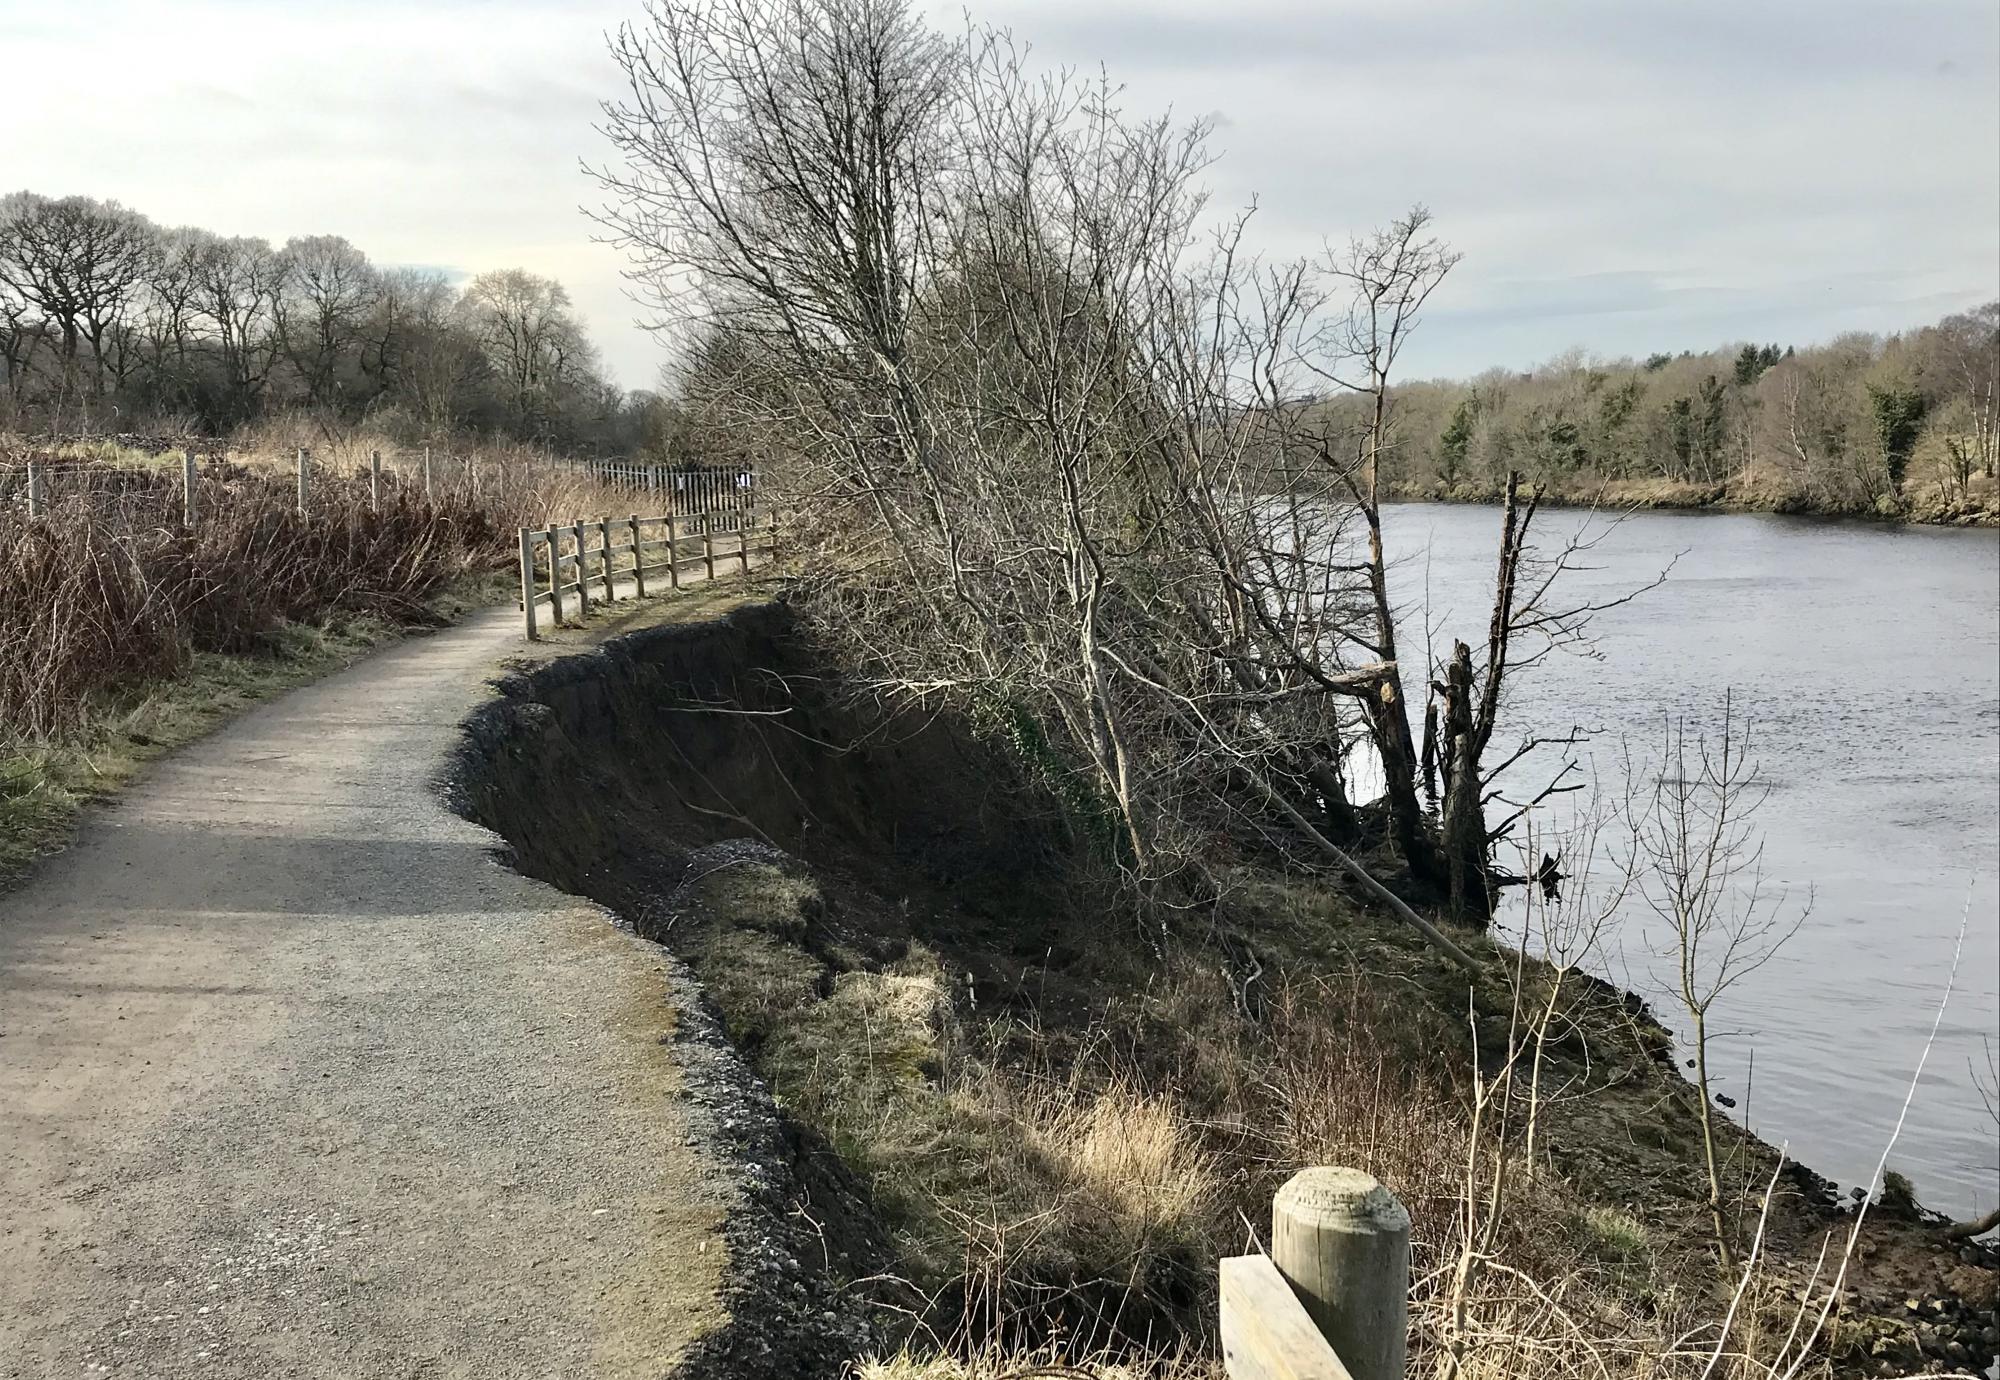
1388,472,2000,527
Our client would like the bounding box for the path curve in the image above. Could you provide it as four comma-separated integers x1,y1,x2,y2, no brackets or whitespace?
0,606,726,1378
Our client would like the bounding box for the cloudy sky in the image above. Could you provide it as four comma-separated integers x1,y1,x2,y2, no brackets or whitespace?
10,0,1996,389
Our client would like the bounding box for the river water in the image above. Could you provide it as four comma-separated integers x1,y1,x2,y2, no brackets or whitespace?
1376,503,2000,1221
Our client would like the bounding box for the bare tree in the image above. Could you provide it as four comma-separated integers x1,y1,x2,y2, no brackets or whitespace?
1622,699,1805,1272
0,192,159,410
456,269,593,437
1304,210,1462,890
275,234,380,413
191,233,284,424
592,0,1494,971
133,226,211,415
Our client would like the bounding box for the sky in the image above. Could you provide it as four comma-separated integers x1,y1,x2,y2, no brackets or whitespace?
7,0,1997,390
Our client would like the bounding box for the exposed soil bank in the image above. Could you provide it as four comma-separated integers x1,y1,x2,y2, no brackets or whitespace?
449,602,2000,1377
448,603,1085,1374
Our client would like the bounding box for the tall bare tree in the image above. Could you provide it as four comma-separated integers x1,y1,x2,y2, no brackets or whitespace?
275,234,380,413
0,192,159,408
456,269,592,437
594,0,1489,969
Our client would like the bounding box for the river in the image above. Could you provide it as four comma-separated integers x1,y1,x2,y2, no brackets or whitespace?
1378,502,2000,1221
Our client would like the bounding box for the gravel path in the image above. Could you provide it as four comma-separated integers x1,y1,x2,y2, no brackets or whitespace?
0,606,728,1378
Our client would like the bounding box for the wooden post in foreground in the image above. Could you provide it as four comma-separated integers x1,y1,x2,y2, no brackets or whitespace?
182,447,198,527
665,512,680,590
370,450,383,512
423,444,434,498
24,459,44,518
571,521,591,617
1271,1168,1410,1380
702,510,716,582
598,516,615,603
518,528,538,641
544,526,564,626
296,447,310,515
629,514,646,598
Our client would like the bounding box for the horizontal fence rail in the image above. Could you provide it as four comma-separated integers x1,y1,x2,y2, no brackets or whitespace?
515,494,775,641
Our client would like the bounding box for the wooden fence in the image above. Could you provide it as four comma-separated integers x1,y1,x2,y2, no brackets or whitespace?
515,498,774,641
1222,1167,1411,1380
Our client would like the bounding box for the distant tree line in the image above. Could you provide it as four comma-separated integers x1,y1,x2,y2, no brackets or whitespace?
0,191,668,454
1372,304,1999,514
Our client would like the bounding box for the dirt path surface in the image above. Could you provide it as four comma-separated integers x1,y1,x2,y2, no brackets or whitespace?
0,605,728,1379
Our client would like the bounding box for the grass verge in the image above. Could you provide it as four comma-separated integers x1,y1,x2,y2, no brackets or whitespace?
0,571,509,885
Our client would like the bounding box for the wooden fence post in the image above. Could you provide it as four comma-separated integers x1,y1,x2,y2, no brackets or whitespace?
25,459,43,518
599,516,615,603
666,512,680,590
702,508,716,582
519,528,538,641
545,526,564,626
1270,1168,1410,1380
630,514,646,598
572,521,591,616
423,444,434,498
370,450,383,512
296,447,310,516
182,447,198,527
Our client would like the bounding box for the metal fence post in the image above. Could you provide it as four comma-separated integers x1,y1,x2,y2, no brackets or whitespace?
296,447,310,516
182,447,198,527
519,528,538,641
1270,1168,1410,1380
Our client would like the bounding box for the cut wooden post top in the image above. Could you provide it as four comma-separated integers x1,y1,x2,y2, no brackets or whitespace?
1271,1167,1409,1380
1274,1168,1410,1236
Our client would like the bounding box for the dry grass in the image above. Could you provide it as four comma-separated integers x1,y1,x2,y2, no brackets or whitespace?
671,847,1903,1379
0,607,436,881
854,1347,1217,1379
0,425,644,877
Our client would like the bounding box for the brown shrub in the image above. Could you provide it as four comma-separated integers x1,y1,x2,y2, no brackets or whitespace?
0,448,622,737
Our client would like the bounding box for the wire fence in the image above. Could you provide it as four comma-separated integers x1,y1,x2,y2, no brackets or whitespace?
0,446,756,534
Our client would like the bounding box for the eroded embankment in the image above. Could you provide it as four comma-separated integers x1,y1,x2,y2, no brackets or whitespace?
448,602,2000,1379
447,603,1087,1374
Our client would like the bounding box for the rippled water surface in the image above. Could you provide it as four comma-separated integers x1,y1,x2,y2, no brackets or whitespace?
1380,503,2000,1219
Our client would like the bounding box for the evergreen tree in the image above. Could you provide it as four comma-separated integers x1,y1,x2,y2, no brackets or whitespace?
1867,384,1927,495
1438,394,1478,482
